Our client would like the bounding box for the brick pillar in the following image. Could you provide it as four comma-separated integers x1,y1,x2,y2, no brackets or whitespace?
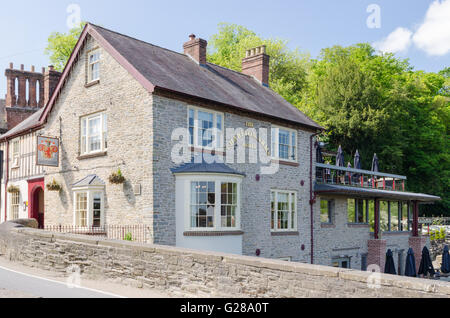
409,236,428,274
5,75,16,106
17,74,27,106
29,78,37,107
38,78,44,107
412,201,419,237
374,198,380,239
367,239,387,271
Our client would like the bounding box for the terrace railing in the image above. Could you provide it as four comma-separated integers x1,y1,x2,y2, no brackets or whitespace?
44,224,151,243
315,163,407,192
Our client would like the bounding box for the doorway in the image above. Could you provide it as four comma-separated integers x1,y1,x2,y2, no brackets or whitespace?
31,186,45,229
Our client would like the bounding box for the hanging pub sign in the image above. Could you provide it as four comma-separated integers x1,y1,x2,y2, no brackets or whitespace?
36,136,60,167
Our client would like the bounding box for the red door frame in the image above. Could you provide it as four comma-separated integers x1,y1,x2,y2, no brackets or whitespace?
28,178,45,226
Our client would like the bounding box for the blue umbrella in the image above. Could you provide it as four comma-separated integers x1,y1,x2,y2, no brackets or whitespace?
384,249,397,275
441,245,450,274
371,153,379,172
418,246,435,277
404,248,417,277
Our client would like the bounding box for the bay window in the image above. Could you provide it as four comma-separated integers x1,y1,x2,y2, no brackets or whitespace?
271,127,297,162
73,190,105,228
185,176,241,232
188,107,224,149
80,112,108,155
271,190,297,232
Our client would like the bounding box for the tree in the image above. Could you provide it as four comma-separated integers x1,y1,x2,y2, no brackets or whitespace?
303,44,449,215
208,23,311,107
44,23,86,71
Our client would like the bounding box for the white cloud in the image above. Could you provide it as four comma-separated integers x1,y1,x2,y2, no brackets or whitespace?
373,27,413,54
412,0,450,56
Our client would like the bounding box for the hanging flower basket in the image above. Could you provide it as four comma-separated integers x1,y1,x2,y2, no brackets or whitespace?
46,179,62,192
7,185,20,194
109,169,125,184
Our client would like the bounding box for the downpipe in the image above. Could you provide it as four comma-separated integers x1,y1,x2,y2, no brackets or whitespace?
309,132,320,265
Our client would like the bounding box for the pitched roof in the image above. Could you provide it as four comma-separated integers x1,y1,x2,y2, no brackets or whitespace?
2,23,322,141
72,175,106,188
171,160,245,176
89,24,322,130
0,108,43,139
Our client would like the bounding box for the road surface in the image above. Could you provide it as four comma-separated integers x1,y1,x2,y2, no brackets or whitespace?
0,265,121,298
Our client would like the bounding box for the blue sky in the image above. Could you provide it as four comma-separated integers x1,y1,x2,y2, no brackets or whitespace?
0,0,449,97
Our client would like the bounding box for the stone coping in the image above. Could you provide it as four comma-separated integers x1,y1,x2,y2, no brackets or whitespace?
10,227,450,296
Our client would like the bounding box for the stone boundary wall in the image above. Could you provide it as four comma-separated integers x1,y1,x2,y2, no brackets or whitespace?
0,222,449,298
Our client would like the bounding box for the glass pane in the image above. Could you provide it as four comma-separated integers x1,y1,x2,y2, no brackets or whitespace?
380,201,389,232
321,200,330,223
278,130,290,160
391,202,399,231
348,199,356,223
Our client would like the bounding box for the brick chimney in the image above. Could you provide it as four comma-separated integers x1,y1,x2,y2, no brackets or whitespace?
242,45,270,87
44,65,62,106
183,34,208,65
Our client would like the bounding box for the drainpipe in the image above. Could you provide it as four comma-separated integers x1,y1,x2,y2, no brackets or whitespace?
3,141,9,222
309,132,320,265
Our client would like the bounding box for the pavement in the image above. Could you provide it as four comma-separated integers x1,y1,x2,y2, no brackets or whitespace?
0,257,170,298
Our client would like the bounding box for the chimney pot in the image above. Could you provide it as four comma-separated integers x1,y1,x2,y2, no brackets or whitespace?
49,65,54,71
20,64,24,71
242,45,270,87
9,62,13,69
183,35,208,65
31,65,35,72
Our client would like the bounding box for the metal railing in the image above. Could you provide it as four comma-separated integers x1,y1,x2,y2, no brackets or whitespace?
316,163,407,192
44,225,151,243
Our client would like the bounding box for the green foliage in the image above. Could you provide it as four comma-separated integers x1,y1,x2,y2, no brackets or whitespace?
208,23,448,216
45,22,86,71
124,232,133,241
208,23,311,107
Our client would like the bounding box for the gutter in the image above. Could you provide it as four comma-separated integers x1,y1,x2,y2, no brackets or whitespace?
309,132,321,265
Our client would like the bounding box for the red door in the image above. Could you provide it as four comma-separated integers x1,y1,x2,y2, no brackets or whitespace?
28,179,45,229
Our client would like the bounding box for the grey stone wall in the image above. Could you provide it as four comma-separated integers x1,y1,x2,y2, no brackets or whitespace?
152,95,313,261
0,225,448,298
42,35,154,237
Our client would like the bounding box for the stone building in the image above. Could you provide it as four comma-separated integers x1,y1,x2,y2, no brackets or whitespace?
0,23,441,272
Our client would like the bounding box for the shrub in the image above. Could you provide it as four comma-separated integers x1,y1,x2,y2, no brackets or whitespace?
109,168,125,184
7,185,20,193
46,179,62,192
124,232,133,241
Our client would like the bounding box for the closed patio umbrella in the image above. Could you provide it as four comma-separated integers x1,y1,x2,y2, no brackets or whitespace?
316,144,324,164
405,248,417,277
354,150,362,170
336,146,345,167
384,249,397,275
418,246,435,278
371,153,379,172
441,245,450,274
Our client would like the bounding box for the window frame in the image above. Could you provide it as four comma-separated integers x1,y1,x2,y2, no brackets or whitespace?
271,125,298,163
87,49,101,83
320,199,333,224
9,191,20,220
271,189,298,233
182,174,242,232
72,188,105,228
187,106,224,150
12,140,20,168
80,112,108,156
347,199,369,224
332,257,351,269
